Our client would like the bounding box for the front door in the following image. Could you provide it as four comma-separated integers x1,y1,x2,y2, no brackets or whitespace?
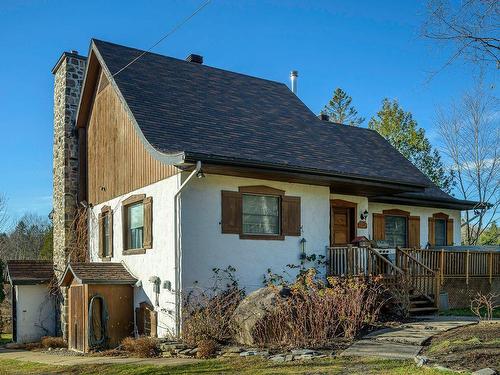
331,207,351,246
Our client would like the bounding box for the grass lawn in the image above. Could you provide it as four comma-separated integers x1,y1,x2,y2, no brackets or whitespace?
440,307,500,318
0,357,461,375
0,334,12,345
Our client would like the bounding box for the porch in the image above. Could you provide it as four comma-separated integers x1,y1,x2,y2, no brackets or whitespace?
326,246,500,313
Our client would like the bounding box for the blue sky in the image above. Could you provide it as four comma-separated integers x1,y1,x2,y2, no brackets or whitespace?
0,0,492,224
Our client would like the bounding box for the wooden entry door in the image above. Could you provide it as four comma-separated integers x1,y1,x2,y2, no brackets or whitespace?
331,208,351,246
330,199,357,246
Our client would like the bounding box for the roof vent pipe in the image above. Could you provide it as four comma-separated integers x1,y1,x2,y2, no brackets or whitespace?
290,70,298,95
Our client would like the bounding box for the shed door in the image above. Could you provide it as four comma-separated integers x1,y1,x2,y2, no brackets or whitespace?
69,285,85,352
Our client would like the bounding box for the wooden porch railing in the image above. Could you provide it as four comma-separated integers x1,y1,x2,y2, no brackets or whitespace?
395,248,440,307
326,246,448,309
402,248,500,285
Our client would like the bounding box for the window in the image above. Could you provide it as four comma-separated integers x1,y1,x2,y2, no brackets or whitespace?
385,215,407,247
103,215,111,257
98,206,113,259
122,194,153,254
220,186,301,239
127,202,144,249
434,219,447,246
242,194,280,235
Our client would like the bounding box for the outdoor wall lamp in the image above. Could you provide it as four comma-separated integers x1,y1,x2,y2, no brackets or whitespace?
360,210,369,221
300,237,307,259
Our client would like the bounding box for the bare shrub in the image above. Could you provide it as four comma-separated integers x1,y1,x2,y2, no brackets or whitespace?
196,339,218,359
41,336,66,349
121,336,159,358
182,266,244,347
252,269,387,348
471,292,499,320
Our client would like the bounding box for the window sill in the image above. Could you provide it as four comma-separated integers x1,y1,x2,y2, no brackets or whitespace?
239,234,285,241
123,248,147,255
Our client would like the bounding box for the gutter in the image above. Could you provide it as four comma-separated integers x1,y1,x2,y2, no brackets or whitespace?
174,161,202,338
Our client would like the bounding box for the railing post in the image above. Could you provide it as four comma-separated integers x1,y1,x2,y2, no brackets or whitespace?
347,244,352,275
434,268,441,310
367,247,372,275
440,249,445,285
466,250,470,285
489,251,493,285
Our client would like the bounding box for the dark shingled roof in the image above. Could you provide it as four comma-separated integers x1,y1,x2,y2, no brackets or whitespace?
6,260,54,285
61,263,137,286
92,39,433,188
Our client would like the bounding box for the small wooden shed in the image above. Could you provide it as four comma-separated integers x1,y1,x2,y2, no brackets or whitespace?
60,263,136,352
5,260,56,344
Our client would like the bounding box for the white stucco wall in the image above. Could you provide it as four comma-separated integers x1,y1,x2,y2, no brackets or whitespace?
15,284,55,344
180,174,331,292
368,202,462,246
89,176,181,338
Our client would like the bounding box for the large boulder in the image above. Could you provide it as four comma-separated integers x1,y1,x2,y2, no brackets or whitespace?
232,287,281,346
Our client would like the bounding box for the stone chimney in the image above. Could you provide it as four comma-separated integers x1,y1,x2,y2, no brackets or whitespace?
52,51,86,338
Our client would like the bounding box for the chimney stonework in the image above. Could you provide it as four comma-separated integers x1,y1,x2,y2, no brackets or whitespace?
52,52,86,338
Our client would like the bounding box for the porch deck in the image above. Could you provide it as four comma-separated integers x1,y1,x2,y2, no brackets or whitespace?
326,246,500,313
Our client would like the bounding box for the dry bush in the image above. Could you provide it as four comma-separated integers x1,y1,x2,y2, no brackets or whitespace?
41,336,66,349
25,342,41,350
182,267,244,347
196,339,218,359
471,292,499,320
121,336,160,358
252,269,387,348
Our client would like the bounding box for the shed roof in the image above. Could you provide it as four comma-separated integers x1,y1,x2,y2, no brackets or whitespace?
5,260,54,285
60,263,137,286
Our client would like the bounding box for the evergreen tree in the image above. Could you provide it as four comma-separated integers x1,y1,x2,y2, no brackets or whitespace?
479,222,500,245
322,88,365,126
369,99,453,193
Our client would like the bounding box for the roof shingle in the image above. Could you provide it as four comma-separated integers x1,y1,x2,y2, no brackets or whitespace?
61,263,137,285
6,260,54,285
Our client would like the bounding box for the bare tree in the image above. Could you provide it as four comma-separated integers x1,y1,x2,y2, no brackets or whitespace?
0,194,8,234
423,0,500,69
436,80,499,244
0,213,50,261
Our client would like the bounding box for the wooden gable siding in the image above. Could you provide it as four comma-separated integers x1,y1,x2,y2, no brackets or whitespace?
87,84,179,204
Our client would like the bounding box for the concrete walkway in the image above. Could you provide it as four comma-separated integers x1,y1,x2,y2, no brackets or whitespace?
0,348,199,367
341,318,478,360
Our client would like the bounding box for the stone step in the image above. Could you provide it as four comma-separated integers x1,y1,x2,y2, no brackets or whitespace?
409,307,438,315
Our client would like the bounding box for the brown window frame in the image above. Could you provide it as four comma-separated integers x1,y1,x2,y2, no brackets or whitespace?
122,194,153,255
99,205,113,260
239,186,285,240
382,209,410,248
429,212,453,247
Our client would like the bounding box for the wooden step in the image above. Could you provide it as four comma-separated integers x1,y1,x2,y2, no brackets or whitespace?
409,306,438,315
410,300,431,306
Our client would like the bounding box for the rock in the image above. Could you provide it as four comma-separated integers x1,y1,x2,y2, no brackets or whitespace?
291,349,316,355
188,348,198,355
414,355,429,367
269,354,285,362
295,354,314,360
222,346,244,354
232,287,281,346
285,354,294,362
472,369,498,375
240,349,269,357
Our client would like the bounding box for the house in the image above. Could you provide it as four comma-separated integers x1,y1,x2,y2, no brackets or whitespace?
50,39,484,343
5,260,56,343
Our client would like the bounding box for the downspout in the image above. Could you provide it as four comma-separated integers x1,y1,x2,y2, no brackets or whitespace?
174,161,202,338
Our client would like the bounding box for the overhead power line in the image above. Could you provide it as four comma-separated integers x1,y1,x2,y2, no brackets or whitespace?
112,0,212,77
